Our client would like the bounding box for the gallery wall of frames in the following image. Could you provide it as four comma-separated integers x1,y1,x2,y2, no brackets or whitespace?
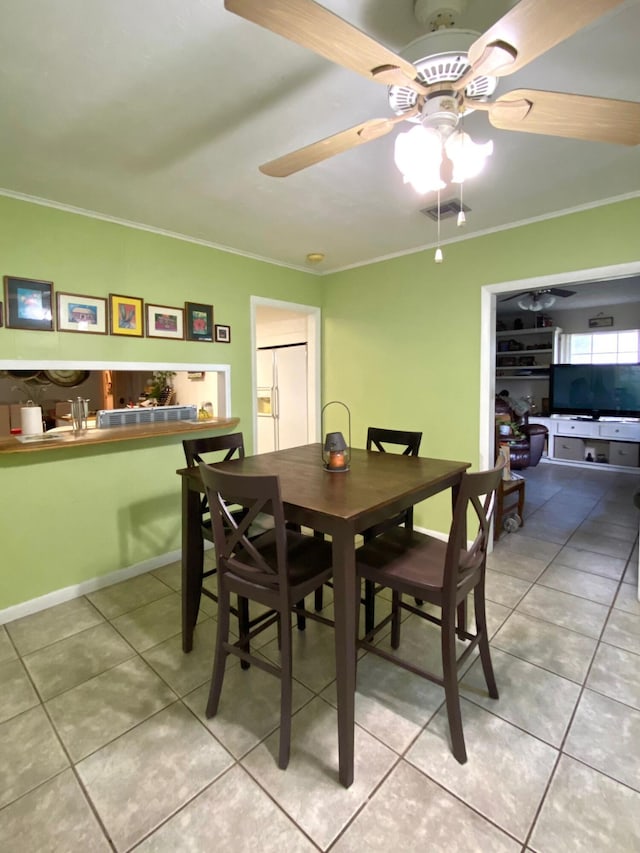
1,275,232,343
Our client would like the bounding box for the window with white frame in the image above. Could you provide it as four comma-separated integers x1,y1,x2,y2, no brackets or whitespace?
560,330,640,364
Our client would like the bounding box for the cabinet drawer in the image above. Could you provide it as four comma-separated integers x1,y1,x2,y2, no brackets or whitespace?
556,421,598,437
599,422,640,441
608,442,639,467
554,436,585,461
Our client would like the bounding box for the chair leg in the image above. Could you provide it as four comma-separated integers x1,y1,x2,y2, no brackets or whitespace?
390,590,401,649
474,581,499,699
313,532,326,613
238,595,250,671
206,584,231,718
295,599,306,631
494,484,504,541
441,608,467,764
364,580,376,635
456,598,468,639
278,614,293,770
517,483,525,528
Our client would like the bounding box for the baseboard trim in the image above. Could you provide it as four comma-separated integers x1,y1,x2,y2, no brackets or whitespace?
0,549,185,625
0,529,454,626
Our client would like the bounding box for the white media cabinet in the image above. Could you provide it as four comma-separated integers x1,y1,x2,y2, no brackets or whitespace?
530,416,640,469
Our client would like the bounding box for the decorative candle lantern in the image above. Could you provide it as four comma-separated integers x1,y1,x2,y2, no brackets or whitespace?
321,401,351,472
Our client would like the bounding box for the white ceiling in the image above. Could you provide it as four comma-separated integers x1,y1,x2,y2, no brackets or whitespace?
0,0,639,276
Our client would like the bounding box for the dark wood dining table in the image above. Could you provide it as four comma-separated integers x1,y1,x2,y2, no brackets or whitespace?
177,442,470,787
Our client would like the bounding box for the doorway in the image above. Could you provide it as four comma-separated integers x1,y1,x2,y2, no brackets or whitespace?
479,260,640,470
250,297,321,454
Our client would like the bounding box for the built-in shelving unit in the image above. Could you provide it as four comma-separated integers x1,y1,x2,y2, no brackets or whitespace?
495,325,562,412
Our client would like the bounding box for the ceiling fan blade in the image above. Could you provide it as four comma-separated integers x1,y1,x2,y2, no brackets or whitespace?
499,293,527,302
549,288,576,297
457,0,626,85
259,113,414,177
478,89,640,145
224,0,428,94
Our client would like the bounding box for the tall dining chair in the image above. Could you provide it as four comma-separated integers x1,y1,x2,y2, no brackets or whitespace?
362,427,423,632
356,461,504,764
313,427,423,626
199,463,334,769
182,433,304,661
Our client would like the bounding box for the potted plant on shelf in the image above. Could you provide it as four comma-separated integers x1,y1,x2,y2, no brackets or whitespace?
147,371,176,406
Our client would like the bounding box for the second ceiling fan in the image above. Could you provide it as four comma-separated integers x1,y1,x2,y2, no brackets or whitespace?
224,0,640,182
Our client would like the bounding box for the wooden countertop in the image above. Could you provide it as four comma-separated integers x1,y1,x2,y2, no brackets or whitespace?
0,416,240,454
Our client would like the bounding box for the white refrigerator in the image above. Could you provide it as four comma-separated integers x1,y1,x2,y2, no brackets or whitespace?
256,344,308,453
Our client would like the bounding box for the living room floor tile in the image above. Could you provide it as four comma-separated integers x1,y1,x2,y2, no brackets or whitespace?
184,661,314,760
536,562,618,605
87,573,174,619
565,530,634,561
602,608,640,655
461,649,580,746
332,760,519,853
0,706,69,809
5,598,104,656
550,546,627,580
406,699,556,841
492,612,597,683
241,697,397,851
76,702,233,852
515,585,609,639
45,657,176,761
0,769,112,853
564,689,640,792
587,643,640,710
0,659,40,723
485,569,532,608
614,581,640,617
0,626,17,663
134,765,315,853
22,621,135,701
530,755,640,853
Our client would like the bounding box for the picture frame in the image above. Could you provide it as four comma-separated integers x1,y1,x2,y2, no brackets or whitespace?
57,292,107,334
185,301,214,342
109,293,144,337
3,276,54,331
145,303,184,340
215,323,231,343
588,314,614,328
0,302,3,327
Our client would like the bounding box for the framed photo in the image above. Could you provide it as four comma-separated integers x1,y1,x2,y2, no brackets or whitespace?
57,292,107,334
215,323,231,343
588,315,614,328
185,301,214,342
146,303,184,340
109,293,144,337
3,276,54,331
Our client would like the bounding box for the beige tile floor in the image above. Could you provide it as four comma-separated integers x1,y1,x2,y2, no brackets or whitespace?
1,463,639,852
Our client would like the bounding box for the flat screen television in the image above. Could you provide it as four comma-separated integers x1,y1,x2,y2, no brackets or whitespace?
549,363,640,419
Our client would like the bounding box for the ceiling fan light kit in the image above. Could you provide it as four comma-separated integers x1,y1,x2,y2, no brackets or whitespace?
224,0,637,192
517,292,556,312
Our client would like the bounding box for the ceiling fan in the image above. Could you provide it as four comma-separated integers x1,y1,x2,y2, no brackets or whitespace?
224,0,640,184
500,287,576,311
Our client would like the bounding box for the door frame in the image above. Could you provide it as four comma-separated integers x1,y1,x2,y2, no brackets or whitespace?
250,296,321,452
479,259,640,470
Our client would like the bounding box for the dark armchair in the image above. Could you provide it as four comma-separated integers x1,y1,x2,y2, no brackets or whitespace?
495,395,548,470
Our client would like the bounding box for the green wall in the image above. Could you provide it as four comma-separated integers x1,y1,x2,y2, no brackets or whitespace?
1,194,638,613
0,196,322,612
322,198,640,533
